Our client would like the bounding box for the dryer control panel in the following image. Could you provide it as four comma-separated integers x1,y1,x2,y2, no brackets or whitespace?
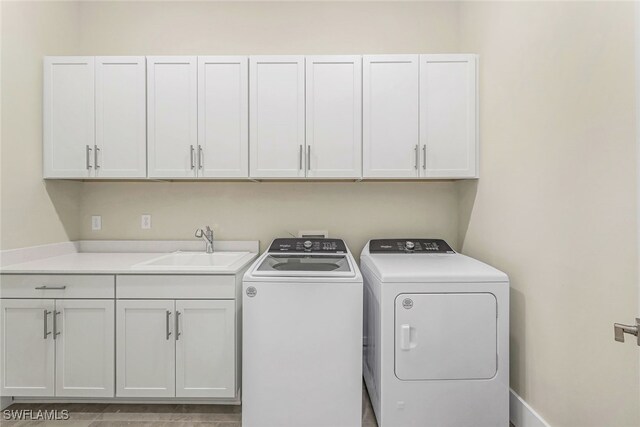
268,238,347,253
369,239,455,254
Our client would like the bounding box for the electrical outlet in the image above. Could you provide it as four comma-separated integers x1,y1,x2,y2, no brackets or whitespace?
141,214,152,230
91,215,102,231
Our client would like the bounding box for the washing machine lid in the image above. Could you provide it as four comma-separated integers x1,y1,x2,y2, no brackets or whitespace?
362,241,508,283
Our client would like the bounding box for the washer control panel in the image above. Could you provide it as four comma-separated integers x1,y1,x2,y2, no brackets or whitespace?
268,238,347,253
369,239,454,254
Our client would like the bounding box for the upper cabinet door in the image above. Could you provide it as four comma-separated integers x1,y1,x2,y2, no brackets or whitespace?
249,56,305,178
43,57,95,178
305,56,362,179
420,55,478,178
95,57,147,178
198,57,249,178
363,55,419,179
147,57,198,179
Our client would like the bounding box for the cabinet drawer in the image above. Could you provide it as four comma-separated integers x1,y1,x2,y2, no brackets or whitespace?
0,275,115,299
116,275,235,299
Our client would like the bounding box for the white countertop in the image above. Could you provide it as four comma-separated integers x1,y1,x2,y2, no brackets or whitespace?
0,240,259,275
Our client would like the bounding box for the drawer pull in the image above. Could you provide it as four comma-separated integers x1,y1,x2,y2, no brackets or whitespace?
53,311,61,339
175,310,181,340
166,310,172,340
35,286,67,290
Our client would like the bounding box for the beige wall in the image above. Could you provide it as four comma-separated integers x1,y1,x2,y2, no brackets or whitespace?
0,1,83,250
75,1,463,256
458,2,639,426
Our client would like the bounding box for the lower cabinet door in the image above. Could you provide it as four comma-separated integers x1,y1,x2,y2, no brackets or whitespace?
116,300,176,397
0,299,55,396
55,299,115,397
175,299,235,398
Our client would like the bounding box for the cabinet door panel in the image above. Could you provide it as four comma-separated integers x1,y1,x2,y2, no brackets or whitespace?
95,57,147,178
55,300,114,397
420,55,477,178
198,56,249,178
116,300,175,397
147,57,197,178
363,55,419,178
43,57,94,178
0,299,55,396
249,56,305,178
175,300,235,398
306,56,362,178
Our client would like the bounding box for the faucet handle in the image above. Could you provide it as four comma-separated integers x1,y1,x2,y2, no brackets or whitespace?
195,228,204,238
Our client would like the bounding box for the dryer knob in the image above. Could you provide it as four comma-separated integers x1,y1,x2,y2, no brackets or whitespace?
405,241,415,251
303,240,313,250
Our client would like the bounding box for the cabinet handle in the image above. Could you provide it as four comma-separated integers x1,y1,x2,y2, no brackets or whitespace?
307,146,311,171
53,310,60,340
198,146,203,170
43,310,51,339
175,310,181,340
414,145,419,170
422,145,426,170
299,145,303,170
35,286,66,290
86,145,93,169
166,310,172,340
190,145,195,170
95,146,101,169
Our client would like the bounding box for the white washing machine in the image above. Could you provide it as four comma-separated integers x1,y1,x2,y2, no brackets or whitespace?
361,239,509,427
242,238,363,427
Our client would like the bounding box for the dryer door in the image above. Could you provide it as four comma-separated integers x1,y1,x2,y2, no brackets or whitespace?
395,293,497,380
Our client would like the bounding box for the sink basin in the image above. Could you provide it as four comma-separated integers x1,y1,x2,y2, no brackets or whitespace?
133,251,252,271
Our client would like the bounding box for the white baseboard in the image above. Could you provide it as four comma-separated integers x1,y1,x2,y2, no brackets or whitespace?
510,389,551,427
0,396,13,410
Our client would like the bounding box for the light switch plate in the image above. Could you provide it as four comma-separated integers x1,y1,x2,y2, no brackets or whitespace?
141,214,151,229
91,215,102,231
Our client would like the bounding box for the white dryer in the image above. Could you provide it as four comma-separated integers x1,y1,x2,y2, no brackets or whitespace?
361,239,509,427
243,238,363,427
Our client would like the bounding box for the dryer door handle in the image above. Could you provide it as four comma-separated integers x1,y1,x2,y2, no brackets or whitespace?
400,324,411,350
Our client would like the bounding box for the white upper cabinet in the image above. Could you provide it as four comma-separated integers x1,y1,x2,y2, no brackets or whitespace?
250,56,305,178
147,56,198,179
43,57,95,178
420,55,478,178
95,57,147,178
198,57,249,178
305,56,362,179
363,55,420,179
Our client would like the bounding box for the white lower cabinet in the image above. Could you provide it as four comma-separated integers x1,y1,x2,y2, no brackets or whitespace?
116,300,176,397
116,299,236,398
0,299,55,396
0,299,114,397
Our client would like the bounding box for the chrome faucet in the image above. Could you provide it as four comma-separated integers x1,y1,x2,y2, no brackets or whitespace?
195,226,214,253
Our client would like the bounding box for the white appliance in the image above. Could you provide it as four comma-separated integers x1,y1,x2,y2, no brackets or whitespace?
242,238,363,427
361,239,509,427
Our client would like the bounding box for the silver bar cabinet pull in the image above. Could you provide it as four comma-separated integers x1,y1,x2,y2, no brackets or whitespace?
307,145,311,171
166,310,172,340
53,310,60,339
614,319,640,346
175,311,181,340
190,145,195,170
86,145,93,169
35,285,66,290
422,145,427,170
299,145,303,170
95,146,101,169
414,145,419,169
43,310,51,339
198,145,203,170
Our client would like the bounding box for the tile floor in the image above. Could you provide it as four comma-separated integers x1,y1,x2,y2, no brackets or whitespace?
1,385,377,427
